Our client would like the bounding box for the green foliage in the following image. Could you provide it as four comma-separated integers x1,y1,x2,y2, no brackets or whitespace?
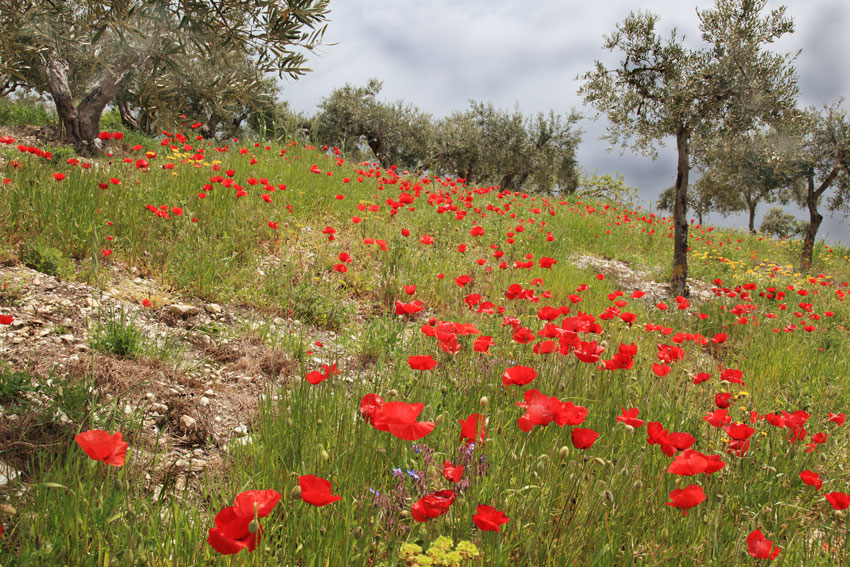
435,102,581,193
0,92,55,126
18,241,72,280
578,171,637,203
760,207,804,238
314,79,435,169
89,307,145,359
0,364,34,406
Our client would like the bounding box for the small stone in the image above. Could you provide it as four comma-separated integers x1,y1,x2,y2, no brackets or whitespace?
169,304,200,318
85,297,100,308
204,303,222,314
150,403,168,413
234,424,249,436
180,415,197,430
199,396,210,407
59,334,75,344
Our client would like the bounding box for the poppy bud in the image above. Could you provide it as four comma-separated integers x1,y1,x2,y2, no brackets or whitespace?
559,446,570,459
400,510,410,519
320,450,329,461
290,485,302,500
603,490,615,504
633,480,643,490
440,385,447,394
388,389,398,398
248,518,261,533
316,419,323,426
479,396,489,408
353,526,363,539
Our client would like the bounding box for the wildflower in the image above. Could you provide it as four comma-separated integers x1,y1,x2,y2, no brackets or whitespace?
207,489,281,555
74,430,128,466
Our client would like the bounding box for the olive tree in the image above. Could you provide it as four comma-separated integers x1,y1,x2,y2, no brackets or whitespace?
579,0,798,296
0,0,329,152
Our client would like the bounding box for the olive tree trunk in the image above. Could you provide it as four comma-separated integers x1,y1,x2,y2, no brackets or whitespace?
670,125,691,297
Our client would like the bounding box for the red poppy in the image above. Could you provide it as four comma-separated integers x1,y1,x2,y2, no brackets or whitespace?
473,335,494,354
359,394,384,423
74,430,128,466
404,284,416,295
651,363,672,377
395,300,424,316
668,449,725,476
53,172,66,181
299,475,342,507
207,489,281,555
617,408,644,428
825,492,850,510
746,529,780,560
692,372,711,384
411,490,455,522
828,412,846,426
571,427,599,449
369,400,435,441
304,363,338,385
665,484,705,516
442,460,464,482
715,393,733,409
408,355,438,371
0,315,13,325
459,413,486,445
502,365,537,386
472,504,510,532
516,389,587,432
799,470,823,490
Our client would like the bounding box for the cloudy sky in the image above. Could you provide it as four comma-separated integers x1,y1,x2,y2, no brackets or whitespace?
283,0,849,243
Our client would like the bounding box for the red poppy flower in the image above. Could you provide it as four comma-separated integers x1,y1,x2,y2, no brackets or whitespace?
0,315,13,325
746,529,780,560
571,427,599,449
459,413,486,445
502,365,537,386
299,475,342,507
825,492,850,510
395,300,424,316
715,393,733,409
53,172,66,181
516,389,587,432
472,504,510,532
74,430,128,466
304,363,338,385
411,490,455,522
442,460,464,482
408,355,438,371
404,285,416,295
799,470,823,490
828,412,846,426
651,363,672,377
665,484,705,516
668,449,725,476
207,489,281,555
359,394,384,423
692,372,711,384
370,401,435,441
617,408,644,428
473,335,494,354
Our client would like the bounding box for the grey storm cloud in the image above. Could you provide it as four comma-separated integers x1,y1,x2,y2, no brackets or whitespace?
285,0,849,243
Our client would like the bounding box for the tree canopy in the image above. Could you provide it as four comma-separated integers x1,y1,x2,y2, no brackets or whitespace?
579,0,799,296
0,0,329,151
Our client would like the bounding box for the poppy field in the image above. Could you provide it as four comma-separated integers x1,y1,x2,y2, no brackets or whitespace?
0,128,849,566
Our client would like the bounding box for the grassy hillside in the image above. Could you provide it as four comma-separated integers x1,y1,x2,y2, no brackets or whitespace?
0,121,848,566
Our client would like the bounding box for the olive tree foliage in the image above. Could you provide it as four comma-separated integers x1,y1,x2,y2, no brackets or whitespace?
787,103,850,271
760,207,804,238
0,0,329,152
313,79,435,169
579,0,798,296
118,43,279,139
433,101,582,193
577,171,638,204
656,177,718,226
695,128,798,234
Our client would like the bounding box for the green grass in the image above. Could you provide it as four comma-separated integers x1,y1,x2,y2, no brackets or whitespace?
0,117,848,566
